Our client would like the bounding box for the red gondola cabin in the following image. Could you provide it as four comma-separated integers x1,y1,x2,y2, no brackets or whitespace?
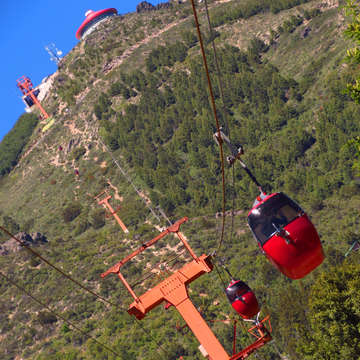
248,192,324,279
225,280,260,319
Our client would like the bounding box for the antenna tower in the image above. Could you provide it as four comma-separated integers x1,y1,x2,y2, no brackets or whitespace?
45,43,63,65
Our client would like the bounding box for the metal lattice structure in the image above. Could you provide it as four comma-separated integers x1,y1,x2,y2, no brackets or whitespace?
102,218,272,360
45,43,62,65
16,76,49,120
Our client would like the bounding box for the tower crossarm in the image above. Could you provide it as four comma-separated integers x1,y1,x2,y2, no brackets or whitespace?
101,217,189,278
127,254,213,319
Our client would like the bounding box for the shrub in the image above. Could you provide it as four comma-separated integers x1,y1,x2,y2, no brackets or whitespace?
37,311,57,325
0,113,38,176
90,209,106,229
62,203,82,223
71,146,86,161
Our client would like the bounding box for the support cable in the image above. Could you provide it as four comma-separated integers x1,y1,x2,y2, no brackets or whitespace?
213,261,228,291
190,0,227,255
0,225,120,308
229,164,236,249
0,225,170,359
0,270,123,359
203,0,231,138
98,138,162,223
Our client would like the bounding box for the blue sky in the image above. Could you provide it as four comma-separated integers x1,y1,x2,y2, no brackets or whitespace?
0,0,162,142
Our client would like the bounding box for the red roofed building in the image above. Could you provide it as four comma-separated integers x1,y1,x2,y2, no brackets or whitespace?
76,8,118,40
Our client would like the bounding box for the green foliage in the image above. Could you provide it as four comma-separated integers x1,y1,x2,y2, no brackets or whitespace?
210,0,310,28
146,41,188,72
2,215,20,234
62,203,82,223
303,7,321,20
299,262,360,359
282,15,303,33
348,136,360,175
343,0,360,181
0,113,38,176
37,311,58,325
71,146,86,161
56,75,83,105
344,0,360,102
90,209,106,229
181,30,198,48
94,93,113,121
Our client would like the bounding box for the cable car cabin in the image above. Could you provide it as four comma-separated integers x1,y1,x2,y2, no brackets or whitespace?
248,192,324,279
225,280,260,319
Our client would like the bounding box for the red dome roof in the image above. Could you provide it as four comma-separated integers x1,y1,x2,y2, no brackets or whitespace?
76,8,117,40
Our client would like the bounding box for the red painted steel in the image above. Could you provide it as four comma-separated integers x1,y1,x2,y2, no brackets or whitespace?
248,192,324,279
102,218,272,359
95,191,129,233
226,280,260,319
16,76,49,119
230,316,272,360
263,214,324,279
76,8,117,39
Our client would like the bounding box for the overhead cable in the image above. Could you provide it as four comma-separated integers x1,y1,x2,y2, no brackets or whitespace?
98,138,162,223
0,270,122,359
0,225,119,308
190,0,227,255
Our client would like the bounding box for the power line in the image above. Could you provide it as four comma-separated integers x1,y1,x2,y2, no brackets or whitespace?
0,224,170,359
189,0,227,255
0,270,122,359
0,225,119,308
98,137,162,223
203,0,231,138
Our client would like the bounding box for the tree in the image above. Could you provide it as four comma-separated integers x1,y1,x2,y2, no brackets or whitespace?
348,136,360,176
2,215,20,234
299,262,360,359
344,0,360,177
344,0,360,103
62,203,82,223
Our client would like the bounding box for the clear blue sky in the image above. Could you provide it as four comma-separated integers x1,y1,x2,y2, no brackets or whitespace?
0,0,163,142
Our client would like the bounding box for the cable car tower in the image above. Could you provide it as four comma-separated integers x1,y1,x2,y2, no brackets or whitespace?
16,76,49,120
102,217,272,359
45,43,63,65
95,190,129,233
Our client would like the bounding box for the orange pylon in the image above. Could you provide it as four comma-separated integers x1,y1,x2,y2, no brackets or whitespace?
95,190,129,233
16,76,49,119
101,218,272,360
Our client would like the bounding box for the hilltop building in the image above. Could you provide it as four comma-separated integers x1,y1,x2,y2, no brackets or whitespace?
76,8,118,40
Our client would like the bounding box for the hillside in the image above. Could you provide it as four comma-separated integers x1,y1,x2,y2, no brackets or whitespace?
1,0,360,359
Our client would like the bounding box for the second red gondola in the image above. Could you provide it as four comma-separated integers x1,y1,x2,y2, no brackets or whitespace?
225,279,260,319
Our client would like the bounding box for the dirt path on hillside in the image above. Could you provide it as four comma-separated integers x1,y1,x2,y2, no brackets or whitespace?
103,17,188,74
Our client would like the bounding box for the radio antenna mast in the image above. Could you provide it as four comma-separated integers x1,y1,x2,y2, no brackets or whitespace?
45,43,63,65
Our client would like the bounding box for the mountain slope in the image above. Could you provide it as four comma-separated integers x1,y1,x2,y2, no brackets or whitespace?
1,1,360,359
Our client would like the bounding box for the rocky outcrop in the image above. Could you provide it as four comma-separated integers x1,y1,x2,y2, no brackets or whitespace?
300,27,311,38
137,1,155,12
136,1,172,13
0,232,48,255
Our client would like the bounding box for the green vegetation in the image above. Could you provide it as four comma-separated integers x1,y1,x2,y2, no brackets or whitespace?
299,261,360,359
210,0,311,28
0,113,38,176
0,1,360,360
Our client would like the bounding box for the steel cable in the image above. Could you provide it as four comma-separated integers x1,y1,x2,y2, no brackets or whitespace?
190,0,227,256
0,270,123,359
0,225,170,359
203,0,231,138
0,225,119,308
